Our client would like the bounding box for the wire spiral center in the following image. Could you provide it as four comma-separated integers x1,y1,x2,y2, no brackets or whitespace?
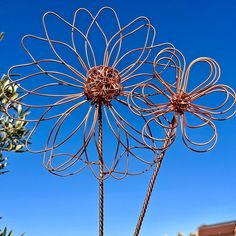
84,66,123,105
171,93,191,114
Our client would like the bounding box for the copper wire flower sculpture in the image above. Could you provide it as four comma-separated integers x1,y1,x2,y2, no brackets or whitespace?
6,7,175,235
5,6,236,236
130,47,236,236
130,47,236,152
5,7,170,180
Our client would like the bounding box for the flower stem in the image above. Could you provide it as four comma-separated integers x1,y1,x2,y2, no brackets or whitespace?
98,105,104,236
134,117,176,236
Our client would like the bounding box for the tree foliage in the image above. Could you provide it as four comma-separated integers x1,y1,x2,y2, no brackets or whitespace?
0,227,25,236
0,33,29,174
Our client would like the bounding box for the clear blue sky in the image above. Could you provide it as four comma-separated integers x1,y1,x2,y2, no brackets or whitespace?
0,0,236,236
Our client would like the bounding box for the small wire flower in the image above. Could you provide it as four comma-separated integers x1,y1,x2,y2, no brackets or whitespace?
129,47,236,152
129,47,236,236
5,7,172,179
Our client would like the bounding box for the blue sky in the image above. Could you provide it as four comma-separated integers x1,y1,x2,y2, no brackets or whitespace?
0,0,236,236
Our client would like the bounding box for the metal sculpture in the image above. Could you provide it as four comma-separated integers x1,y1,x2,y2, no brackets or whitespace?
129,47,236,235
5,7,173,236
4,7,236,236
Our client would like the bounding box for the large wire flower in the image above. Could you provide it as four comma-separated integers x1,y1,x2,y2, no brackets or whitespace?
5,7,172,179
129,47,236,152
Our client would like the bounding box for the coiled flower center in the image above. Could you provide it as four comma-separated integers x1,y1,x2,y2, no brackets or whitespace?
171,93,191,114
84,66,123,105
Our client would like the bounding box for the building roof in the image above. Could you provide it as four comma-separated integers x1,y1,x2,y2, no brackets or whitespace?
198,220,236,236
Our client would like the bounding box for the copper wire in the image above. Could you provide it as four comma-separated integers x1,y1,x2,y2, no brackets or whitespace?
4,8,174,236
5,6,235,236
130,47,236,235
5,7,170,179
129,47,236,152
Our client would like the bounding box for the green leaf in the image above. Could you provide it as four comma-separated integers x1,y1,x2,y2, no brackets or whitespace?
15,144,23,151
17,105,22,115
7,230,13,236
0,32,4,41
1,227,7,236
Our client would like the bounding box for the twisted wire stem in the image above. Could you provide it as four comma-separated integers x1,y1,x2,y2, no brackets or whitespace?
98,105,104,236
134,116,176,236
